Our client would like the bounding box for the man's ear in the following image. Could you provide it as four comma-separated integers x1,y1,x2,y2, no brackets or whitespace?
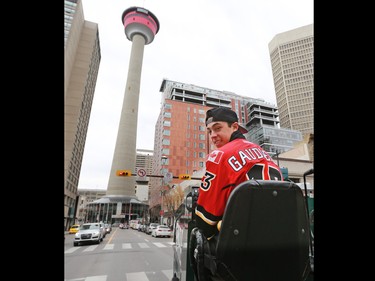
232,122,240,131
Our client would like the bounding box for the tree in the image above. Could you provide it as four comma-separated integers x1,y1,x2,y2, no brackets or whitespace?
163,184,185,226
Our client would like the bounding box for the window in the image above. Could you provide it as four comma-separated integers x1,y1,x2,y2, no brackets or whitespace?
162,139,170,145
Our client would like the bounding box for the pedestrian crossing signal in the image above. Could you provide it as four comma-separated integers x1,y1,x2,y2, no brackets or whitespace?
116,170,131,176
179,174,191,180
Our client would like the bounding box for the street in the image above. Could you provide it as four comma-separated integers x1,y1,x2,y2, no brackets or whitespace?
65,226,174,281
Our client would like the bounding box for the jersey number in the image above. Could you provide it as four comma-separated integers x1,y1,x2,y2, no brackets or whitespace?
200,171,215,191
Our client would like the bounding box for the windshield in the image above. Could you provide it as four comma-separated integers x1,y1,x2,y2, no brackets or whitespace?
81,224,99,230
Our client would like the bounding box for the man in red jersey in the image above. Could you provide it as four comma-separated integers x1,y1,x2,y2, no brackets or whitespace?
195,107,283,240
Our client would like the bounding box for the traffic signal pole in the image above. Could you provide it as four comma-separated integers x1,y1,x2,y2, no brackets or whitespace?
117,172,202,180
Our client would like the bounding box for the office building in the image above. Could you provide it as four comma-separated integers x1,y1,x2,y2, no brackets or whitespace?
64,0,101,229
246,100,303,155
268,24,314,137
135,149,154,202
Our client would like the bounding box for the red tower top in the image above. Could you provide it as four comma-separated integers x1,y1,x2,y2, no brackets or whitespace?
121,6,160,45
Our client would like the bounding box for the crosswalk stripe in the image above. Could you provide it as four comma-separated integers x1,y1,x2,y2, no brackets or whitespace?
103,244,114,250
65,247,80,254
66,270,175,281
162,269,173,280
83,245,98,252
66,241,173,254
127,272,148,281
85,276,106,281
153,242,166,248
138,242,149,248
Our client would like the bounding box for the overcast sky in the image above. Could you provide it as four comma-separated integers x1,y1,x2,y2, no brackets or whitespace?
78,0,313,189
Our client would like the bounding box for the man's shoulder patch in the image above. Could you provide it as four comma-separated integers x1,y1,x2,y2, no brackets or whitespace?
207,150,224,164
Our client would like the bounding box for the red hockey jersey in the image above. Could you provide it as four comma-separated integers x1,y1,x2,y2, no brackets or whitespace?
195,138,283,237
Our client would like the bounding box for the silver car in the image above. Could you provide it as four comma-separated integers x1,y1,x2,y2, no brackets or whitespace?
146,223,159,235
151,225,172,238
74,223,104,246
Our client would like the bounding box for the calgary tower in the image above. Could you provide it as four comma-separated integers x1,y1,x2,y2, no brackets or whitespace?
106,7,160,196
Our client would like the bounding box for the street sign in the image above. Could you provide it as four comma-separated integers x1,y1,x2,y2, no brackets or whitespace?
137,168,147,177
136,168,147,182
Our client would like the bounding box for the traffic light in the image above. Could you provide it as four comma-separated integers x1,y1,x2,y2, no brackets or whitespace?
179,174,191,180
116,170,131,176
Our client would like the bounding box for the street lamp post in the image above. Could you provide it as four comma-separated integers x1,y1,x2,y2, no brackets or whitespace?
160,155,168,224
276,151,280,166
160,190,165,224
272,149,281,166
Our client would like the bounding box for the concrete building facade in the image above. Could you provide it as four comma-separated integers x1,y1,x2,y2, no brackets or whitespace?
268,24,314,138
64,0,101,230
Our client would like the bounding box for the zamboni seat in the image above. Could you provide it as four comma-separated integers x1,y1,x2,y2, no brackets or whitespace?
190,179,312,281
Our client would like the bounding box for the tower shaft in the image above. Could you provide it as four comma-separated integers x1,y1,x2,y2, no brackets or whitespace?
106,7,159,196
107,35,145,196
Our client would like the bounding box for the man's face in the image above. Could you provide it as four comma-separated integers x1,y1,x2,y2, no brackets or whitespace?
206,121,238,148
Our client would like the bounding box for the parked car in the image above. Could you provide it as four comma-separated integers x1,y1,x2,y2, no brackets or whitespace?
74,223,104,246
104,223,112,234
119,223,129,229
146,223,159,235
69,224,80,234
151,225,172,238
138,224,147,232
